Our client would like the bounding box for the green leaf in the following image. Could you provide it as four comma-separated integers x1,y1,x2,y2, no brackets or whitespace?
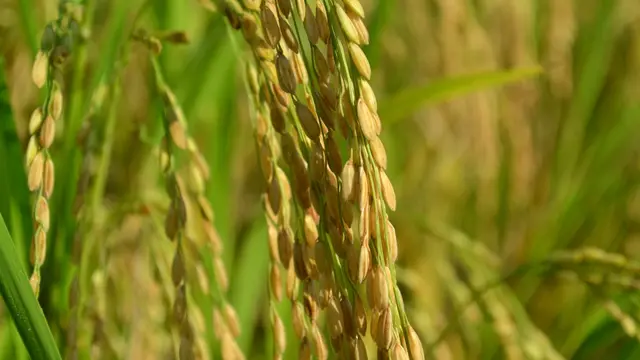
229,220,269,353
378,66,543,125
0,214,61,360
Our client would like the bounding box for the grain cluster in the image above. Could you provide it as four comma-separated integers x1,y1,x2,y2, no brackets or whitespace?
220,0,424,357
150,48,243,359
26,4,80,296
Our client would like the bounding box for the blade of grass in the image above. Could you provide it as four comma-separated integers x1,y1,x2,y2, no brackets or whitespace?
205,26,241,267
0,214,61,360
229,220,269,353
554,0,616,184
378,66,543,125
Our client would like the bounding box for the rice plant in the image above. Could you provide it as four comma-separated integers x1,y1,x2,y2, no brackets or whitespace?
1,0,640,359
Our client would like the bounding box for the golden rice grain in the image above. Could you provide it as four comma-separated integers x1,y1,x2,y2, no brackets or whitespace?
390,341,410,360
262,60,279,84
280,17,299,53
301,243,320,280
336,5,359,44
304,3,319,45
28,151,44,191
304,292,319,322
356,98,377,140
380,171,396,211
299,336,312,360
375,306,393,350
169,121,188,150
277,0,291,17
295,101,320,139
25,136,39,168
255,112,269,139
327,297,344,338
286,262,298,299
348,43,371,79
296,0,305,19
273,83,290,109
319,82,338,113
294,241,311,280
272,311,286,354
221,333,244,360
276,53,297,94
312,46,330,84
340,297,356,338
369,136,387,170
29,108,43,134
344,0,365,18
367,265,389,310
196,264,210,295
358,203,370,243
39,116,55,148
349,9,370,45
357,243,371,284
354,295,367,335
270,263,283,301
187,164,205,194
355,336,368,359
203,221,223,254
30,272,40,295
267,176,282,213
259,140,274,182
268,225,280,263
315,1,330,43
32,51,48,89
246,63,260,95
292,302,306,338
50,85,63,120
311,324,328,360
214,257,229,292
407,325,425,360
270,105,286,133
171,251,185,285
318,275,333,308
240,14,259,43
384,219,398,264
33,228,47,265
325,135,342,174
304,214,318,246
223,303,241,337
278,229,293,267
359,79,377,113
261,5,281,48
341,160,356,201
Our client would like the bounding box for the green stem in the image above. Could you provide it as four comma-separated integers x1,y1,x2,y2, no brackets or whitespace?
0,214,61,360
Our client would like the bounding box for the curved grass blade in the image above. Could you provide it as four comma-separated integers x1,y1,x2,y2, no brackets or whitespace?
0,214,61,360
378,66,543,125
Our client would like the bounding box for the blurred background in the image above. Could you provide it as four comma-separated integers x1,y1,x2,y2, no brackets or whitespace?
2,0,640,359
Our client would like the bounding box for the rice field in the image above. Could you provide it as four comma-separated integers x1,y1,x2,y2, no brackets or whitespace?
1,0,640,359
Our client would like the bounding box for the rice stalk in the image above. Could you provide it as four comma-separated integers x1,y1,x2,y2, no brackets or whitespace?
25,3,81,297
146,36,244,359
213,0,423,357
